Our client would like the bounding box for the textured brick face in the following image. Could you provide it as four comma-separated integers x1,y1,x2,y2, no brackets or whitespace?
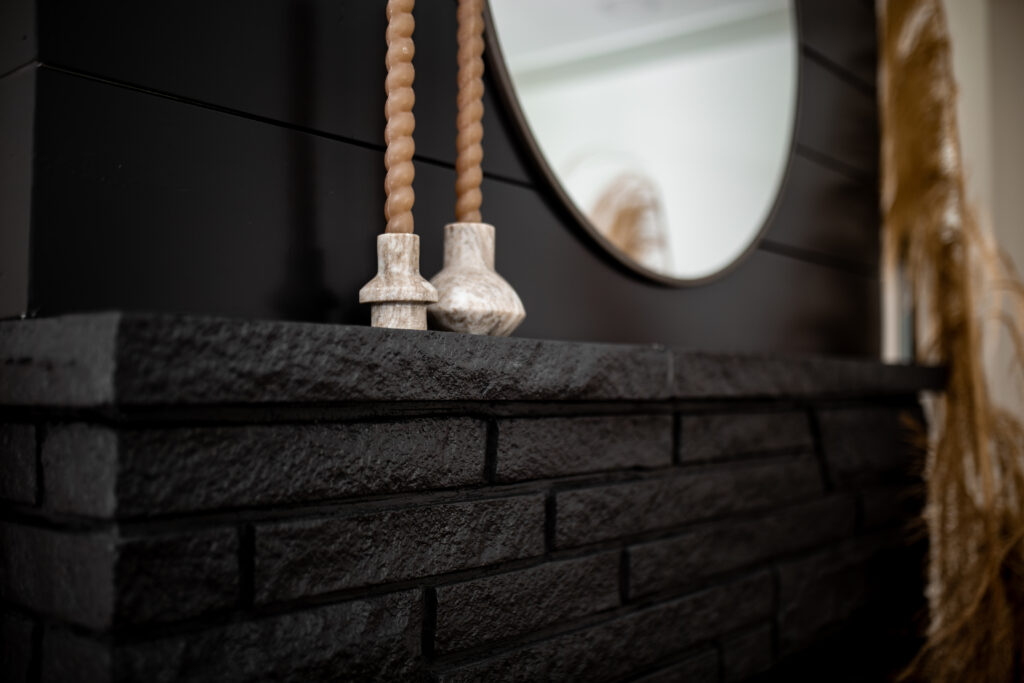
46,592,424,682
555,456,823,548
42,424,118,516
0,315,935,682
680,411,813,462
117,418,486,514
0,523,239,630
629,496,855,598
0,424,36,505
817,406,923,487
115,529,239,626
496,414,672,481
434,552,620,653
0,523,115,630
254,495,545,603
722,624,774,681
777,535,894,654
43,419,487,517
437,571,773,683
0,611,33,683
633,650,720,683
860,484,923,529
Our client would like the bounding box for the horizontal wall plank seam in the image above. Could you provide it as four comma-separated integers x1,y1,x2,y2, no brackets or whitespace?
0,59,37,82
36,63,535,189
796,144,877,186
757,239,879,279
798,43,876,96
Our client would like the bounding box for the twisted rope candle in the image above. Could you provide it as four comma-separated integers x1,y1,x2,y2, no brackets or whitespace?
455,0,485,222
384,0,416,233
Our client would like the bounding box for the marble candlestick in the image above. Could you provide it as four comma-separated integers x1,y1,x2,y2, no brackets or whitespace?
428,222,525,336
360,233,438,330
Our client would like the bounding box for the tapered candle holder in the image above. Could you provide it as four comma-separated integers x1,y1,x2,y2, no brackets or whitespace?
360,233,438,330
428,222,525,336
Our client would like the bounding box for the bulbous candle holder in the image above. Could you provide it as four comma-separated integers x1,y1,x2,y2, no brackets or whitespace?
360,233,438,330
428,222,525,336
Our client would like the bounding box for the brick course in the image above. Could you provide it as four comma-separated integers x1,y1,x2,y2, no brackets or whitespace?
817,405,924,487
0,424,36,505
42,419,486,517
629,496,855,598
0,315,934,681
254,495,545,603
680,411,812,462
0,611,33,683
555,456,823,548
495,414,672,481
722,624,774,681
437,571,773,682
434,552,619,653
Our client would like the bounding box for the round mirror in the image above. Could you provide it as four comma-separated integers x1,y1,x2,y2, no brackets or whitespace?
486,0,798,283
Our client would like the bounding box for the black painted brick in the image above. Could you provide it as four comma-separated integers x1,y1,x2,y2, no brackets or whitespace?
43,592,422,682
0,523,238,630
0,523,114,630
0,424,35,505
722,623,773,682
633,649,720,683
555,456,823,548
0,314,946,408
0,314,119,407
114,528,238,626
680,411,812,462
629,496,855,598
434,552,619,653
777,534,895,655
254,494,545,603
817,405,924,488
40,628,111,683
496,415,672,481
42,424,117,517
42,419,485,518
670,350,944,399
113,315,673,405
861,484,923,530
437,571,772,682
0,611,33,683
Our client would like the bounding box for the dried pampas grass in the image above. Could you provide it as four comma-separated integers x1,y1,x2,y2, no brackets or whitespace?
589,172,672,273
879,0,1024,679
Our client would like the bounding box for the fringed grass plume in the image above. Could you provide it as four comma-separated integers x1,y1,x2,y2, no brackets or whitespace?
879,1,1024,679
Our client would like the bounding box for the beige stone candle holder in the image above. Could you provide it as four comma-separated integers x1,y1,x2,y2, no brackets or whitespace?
360,233,438,330
428,222,525,336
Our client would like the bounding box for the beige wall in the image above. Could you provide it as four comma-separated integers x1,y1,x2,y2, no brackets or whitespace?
942,0,1024,414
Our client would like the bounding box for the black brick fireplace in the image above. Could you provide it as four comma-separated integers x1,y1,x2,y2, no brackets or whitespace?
0,314,942,680
0,0,945,679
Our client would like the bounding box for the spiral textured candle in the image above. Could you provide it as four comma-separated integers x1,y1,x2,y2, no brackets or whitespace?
384,0,416,233
455,0,485,222
360,0,437,329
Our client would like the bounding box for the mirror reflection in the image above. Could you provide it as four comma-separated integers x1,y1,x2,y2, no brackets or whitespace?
488,0,798,281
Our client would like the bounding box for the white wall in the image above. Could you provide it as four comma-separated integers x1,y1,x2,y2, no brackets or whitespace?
943,0,1024,415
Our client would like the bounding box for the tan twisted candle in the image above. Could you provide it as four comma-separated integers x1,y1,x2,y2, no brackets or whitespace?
455,0,485,222
360,0,437,329
385,0,416,233
427,0,524,336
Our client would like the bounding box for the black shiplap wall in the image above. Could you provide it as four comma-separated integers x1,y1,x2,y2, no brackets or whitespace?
0,0,882,355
